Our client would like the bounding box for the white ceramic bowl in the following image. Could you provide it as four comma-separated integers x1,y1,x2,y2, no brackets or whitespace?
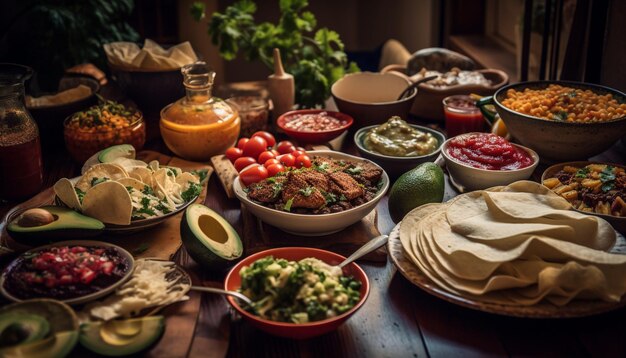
233,150,389,236
441,134,539,191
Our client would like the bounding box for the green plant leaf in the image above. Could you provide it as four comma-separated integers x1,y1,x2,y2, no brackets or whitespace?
190,2,206,21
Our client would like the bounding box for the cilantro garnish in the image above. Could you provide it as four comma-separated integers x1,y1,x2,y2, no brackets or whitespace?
90,177,109,186
155,201,172,214
299,186,314,197
181,182,202,202
552,111,568,121
272,183,283,198
75,187,86,203
267,177,276,184
142,185,155,196
600,166,616,192
166,168,176,177
322,191,338,204
191,169,209,183
568,91,577,98
345,166,362,175
125,186,134,192
284,198,294,212
574,167,590,179
314,162,329,173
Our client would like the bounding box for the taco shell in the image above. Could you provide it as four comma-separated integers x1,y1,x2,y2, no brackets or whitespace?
53,178,82,210
82,181,132,225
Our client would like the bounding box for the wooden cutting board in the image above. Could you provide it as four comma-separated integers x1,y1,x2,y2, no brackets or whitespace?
0,150,213,261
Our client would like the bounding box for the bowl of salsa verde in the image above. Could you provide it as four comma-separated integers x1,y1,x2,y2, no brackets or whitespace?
277,110,353,144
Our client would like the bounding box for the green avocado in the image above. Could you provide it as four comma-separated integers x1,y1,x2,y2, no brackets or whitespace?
79,316,164,357
388,162,445,223
0,299,79,358
7,206,105,245
181,204,243,269
98,144,136,163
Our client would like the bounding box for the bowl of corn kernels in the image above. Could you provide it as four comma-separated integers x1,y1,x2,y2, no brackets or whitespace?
477,81,626,162
64,97,145,163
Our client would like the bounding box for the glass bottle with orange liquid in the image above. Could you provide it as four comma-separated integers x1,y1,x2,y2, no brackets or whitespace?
160,62,240,161
0,64,43,201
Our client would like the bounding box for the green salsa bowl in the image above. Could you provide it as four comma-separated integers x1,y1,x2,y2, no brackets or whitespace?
354,124,445,179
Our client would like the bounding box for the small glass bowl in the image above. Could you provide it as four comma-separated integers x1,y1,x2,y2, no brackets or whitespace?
64,112,145,163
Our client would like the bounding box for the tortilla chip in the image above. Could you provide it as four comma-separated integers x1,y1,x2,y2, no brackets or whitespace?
76,163,128,192
53,178,82,210
82,181,132,225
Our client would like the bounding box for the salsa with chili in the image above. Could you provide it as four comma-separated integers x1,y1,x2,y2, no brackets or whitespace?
446,133,534,170
283,112,347,132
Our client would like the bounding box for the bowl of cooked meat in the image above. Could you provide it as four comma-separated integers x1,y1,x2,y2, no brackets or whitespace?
233,150,389,236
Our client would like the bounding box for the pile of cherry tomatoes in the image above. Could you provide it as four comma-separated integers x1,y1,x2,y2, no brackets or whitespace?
225,131,312,186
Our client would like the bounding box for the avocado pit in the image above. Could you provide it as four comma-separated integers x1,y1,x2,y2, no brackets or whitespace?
16,208,56,228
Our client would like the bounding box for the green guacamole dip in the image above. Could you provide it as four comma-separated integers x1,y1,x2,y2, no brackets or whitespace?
363,117,438,157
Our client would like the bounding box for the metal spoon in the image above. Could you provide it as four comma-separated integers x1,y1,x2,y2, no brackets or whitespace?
396,75,438,101
190,286,254,307
336,234,389,269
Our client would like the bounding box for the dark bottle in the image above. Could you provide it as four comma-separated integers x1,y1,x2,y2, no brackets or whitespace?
0,64,43,201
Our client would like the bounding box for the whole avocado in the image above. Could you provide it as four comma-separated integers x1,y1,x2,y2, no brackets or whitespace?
388,162,445,223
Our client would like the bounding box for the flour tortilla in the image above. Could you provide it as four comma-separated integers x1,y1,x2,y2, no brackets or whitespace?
53,178,82,210
127,167,154,188
75,163,128,192
82,181,132,225
116,177,147,192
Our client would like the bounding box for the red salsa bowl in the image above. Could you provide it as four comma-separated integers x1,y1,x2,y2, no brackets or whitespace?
224,247,370,339
277,110,353,144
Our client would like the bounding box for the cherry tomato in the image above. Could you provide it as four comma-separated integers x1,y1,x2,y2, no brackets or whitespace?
240,165,268,186
237,138,249,150
291,150,305,158
276,140,296,154
278,153,296,167
257,150,276,164
271,149,280,157
234,156,257,172
264,158,280,168
225,147,243,163
242,136,268,160
266,163,286,177
252,131,276,148
296,154,312,168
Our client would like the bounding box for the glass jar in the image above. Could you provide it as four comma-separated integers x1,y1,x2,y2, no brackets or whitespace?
443,95,486,137
160,62,240,161
226,96,269,138
0,64,43,201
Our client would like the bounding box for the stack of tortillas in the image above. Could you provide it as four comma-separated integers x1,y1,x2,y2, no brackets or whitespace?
399,180,626,306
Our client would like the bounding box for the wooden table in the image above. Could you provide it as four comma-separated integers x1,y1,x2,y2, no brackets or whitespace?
2,105,626,357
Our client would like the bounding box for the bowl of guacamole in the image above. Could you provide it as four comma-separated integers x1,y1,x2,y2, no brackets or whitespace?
355,117,445,178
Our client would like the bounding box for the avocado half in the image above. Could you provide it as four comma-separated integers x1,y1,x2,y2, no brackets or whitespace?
0,299,79,358
79,316,164,357
7,206,105,245
98,144,136,163
181,204,243,269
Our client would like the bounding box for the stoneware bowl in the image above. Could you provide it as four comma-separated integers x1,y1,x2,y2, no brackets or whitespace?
541,161,626,234
331,72,416,128
441,134,539,191
354,124,445,179
224,247,370,339
233,150,389,236
477,81,626,162
381,65,509,121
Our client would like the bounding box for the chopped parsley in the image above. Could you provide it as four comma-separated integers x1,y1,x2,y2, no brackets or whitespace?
600,166,616,192
313,162,329,173
272,183,283,198
575,167,590,179
299,186,314,197
134,196,156,217
155,201,172,214
323,191,338,204
181,182,202,202
75,187,86,203
284,198,294,212
90,177,109,186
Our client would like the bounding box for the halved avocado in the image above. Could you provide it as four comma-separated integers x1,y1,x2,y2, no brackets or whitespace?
98,144,136,163
7,206,104,245
79,316,164,357
0,299,79,358
181,204,243,269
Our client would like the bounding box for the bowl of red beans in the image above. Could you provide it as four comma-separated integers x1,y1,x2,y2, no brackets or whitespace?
277,110,353,144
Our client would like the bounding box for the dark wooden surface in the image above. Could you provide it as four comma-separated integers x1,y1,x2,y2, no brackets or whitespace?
2,85,626,357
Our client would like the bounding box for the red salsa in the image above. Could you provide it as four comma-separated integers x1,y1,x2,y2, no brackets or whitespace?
284,112,347,132
446,133,534,170
3,245,130,300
